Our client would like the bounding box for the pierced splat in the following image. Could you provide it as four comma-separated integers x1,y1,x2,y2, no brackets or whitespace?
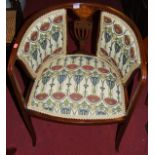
74,20,92,51
72,5,95,52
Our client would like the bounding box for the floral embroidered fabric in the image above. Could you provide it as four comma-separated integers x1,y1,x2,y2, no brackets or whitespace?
27,55,126,120
17,9,67,78
97,12,141,83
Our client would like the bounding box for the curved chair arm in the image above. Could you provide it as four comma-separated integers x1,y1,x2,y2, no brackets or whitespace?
126,38,148,116
126,75,144,116
141,37,148,81
7,43,27,110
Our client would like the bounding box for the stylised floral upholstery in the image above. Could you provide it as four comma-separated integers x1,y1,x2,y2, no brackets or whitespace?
17,9,67,78
97,12,141,83
27,54,126,120
16,9,143,120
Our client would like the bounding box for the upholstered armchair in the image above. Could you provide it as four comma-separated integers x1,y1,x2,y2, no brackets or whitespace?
7,3,147,150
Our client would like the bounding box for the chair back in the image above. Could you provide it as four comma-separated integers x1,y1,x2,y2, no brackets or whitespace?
97,11,141,83
17,9,67,78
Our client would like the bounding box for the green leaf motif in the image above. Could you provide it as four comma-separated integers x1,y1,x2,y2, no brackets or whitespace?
115,41,121,53
40,39,47,50
31,49,38,61
104,27,112,43
42,71,52,85
122,54,128,65
52,25,59,32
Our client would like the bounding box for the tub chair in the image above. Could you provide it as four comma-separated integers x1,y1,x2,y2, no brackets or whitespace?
7,3,147,151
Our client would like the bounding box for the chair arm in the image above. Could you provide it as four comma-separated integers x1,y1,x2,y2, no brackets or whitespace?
126,35,148,116
141,37,148,82
7,43,27,109
126,70,147,116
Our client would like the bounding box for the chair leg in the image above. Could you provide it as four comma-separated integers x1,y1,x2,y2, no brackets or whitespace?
7,71,36,146
21,112,36,146
115,119,129,151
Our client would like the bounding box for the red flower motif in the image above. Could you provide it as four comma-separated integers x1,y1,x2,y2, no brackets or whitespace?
53,48,62,54
87,95,100,103
52,92,65,100
40,22,50,31
51,65,63,71
82,65,94,71
24,42,30,53
35,93,48,101
67,64,79,70
130,47,135,58
124,35,131,45
104,16,112,24
53,16,63,23
30,31,38,41
104,97,117,105
98,67,109,74
69,93,83,101
114,24,123,34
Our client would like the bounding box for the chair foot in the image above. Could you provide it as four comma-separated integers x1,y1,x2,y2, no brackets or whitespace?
115,120,128,151
22,113,36,146
30,124,36,147
27,117,36,146
32,135,36,146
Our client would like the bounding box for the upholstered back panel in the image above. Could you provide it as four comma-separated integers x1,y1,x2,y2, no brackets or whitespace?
97,11,141,83
17,9,67,78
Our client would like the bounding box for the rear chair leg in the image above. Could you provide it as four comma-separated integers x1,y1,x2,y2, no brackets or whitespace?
115,119,129,151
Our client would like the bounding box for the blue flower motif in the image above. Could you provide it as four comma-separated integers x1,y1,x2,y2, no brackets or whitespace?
115,42,121,53
57,70,67,84
84,56,92,62
106,74,116,89
90,72,100,86
104,31,111,43
52,31,59,42
74,74,83,85
61,107,71,114
90,75,100,86
78,109,89,115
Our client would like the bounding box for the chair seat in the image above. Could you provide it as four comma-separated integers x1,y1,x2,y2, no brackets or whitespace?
27,54,126,120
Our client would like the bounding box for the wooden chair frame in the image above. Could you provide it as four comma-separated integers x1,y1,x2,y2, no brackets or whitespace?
7,2,147,151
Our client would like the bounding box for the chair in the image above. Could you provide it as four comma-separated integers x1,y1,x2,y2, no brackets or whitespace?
7,3,147,151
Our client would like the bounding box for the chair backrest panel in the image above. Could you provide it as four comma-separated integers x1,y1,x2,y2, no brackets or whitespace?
97,11,141,83
17,9,67,78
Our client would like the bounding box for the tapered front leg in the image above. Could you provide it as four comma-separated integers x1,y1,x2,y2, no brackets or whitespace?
7,68,37,146
21,112,36,146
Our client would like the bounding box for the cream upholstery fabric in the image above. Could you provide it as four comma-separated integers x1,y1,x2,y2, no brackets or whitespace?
17,9,67,78
17,9,142,120
27,54,126,120
97,11,141,83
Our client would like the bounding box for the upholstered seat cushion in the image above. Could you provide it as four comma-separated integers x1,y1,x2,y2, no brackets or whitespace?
27,54,126,120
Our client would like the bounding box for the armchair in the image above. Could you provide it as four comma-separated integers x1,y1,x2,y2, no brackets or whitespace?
7,3,147,151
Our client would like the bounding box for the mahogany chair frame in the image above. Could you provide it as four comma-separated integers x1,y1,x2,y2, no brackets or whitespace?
7,2,147,151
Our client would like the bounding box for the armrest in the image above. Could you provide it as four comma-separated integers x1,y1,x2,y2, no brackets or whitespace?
126,76,143,116
126,38,148,116
7,43,27,109
141,37,148,81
